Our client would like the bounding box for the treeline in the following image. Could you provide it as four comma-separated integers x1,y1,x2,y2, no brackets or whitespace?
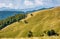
0,14,27,30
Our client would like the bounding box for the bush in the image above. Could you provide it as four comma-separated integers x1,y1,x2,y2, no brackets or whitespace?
47,30,59,36
44,31,46,34
28,31,33,37
30,14,33,16
24,20,28,24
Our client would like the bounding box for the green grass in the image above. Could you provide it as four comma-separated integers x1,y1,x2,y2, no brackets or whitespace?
0,7,60,38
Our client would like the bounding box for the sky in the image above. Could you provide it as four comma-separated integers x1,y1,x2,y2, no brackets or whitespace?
0,0,60,10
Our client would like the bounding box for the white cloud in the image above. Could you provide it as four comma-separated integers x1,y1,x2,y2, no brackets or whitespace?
6,3,13,8
0,3,14,8
14,4,20,9
0,0,60,10
24,0,34,6
35,0,43,5
23,0,44,9
0,3,5,8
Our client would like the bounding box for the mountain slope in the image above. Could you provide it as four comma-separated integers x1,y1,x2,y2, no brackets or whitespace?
0,7,60,38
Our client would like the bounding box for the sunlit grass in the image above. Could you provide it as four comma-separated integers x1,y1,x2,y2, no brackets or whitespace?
0,7,60,38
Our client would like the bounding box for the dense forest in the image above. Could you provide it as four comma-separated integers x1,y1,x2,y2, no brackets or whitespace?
0,13,27,30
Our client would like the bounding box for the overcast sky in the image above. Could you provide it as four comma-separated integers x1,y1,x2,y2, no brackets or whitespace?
0,0,60,9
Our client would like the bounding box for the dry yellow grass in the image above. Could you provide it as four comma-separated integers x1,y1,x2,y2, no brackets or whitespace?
0,7,60,39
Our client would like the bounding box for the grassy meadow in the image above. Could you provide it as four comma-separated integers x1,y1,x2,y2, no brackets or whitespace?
0,7,60,39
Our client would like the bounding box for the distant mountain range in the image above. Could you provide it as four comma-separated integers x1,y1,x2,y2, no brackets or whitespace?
0,7,54,20
0,7,19,11
0,6,48,12
0,7,54,12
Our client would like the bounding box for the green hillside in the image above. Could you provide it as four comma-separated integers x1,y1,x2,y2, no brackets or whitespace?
0,7,60,38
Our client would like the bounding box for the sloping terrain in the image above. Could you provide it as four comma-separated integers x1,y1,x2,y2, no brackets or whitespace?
0,7,60,39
